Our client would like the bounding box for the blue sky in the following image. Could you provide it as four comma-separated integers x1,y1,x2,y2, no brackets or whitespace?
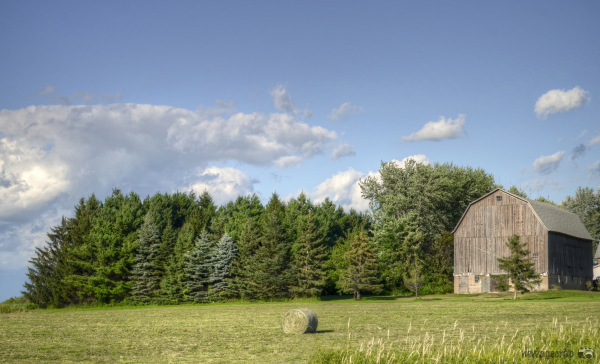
1,1,599,300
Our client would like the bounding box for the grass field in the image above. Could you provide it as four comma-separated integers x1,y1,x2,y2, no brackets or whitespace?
1,291,599,363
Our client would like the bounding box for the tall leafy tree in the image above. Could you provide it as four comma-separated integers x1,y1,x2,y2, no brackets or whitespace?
183,230,213,303
338,231,382,300
561,187,600,255
209,233,237,299
360,159,495,293
130,215,161,301
290,212,328,298
496,234,542,300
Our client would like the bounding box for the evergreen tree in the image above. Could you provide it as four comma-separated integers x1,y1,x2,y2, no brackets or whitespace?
209,233,237,299
496,234,542,300
66,190,144,303
244,193,293,300
290,212,328,298
160,221,196,301
130,215,161,301
183,230,213,303
338,231,382,300
227,218,262,299
561,187,600,255
23,217,73,307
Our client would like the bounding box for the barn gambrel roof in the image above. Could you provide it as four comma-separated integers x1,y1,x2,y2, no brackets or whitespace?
452,188,593,241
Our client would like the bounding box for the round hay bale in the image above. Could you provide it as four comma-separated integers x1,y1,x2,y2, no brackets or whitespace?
282,308,318,334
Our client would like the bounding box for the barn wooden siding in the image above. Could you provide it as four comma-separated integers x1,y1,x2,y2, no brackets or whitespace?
548,232,593,278
454,190,548,275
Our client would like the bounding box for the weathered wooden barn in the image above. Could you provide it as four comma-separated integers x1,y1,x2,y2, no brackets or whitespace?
452,188,594,293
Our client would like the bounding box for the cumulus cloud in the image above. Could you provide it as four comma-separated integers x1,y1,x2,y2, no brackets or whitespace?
50,95,72,105
533,151,565,175
184,166,257,205
391,154,431,168
327,102,361,121
568,144,587,162
534,86,590,119
402,114,466,142
330,144,356,161
0,101,337,270
310,168,371,212
590,135,600,147
274,156,303,168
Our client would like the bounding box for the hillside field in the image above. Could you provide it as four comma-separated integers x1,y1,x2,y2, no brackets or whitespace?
1,291,599,363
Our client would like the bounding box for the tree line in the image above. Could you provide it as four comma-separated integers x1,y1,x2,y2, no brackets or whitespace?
22,160,600,307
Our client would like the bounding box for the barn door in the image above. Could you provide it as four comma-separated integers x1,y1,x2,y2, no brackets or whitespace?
459,277,468,293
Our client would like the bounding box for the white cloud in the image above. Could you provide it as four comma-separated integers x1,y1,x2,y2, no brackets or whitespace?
402,114,466,142
310,168,371,212
330,144,356,161
274,156,303,168
590,135,600,147
0,99,337,269
577,130,587,139
39,85,56,96
534,86,590,119
533,151,565,175
327,102,361,121
184,166,256,205
270,85,296,114
391,154,431,168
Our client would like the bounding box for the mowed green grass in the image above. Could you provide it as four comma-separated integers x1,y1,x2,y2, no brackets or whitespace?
1,291,599,363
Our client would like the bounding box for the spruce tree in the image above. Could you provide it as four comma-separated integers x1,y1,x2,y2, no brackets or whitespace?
290,212,327,298
209,233,237,299
183,230,213,303
338,231,382,300
245,193,293,300
130,214,161,301
496,234,542,299
227,218,262,299
23,217,72,307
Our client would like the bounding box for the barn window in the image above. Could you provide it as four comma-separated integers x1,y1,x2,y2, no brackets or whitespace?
475,275,480,283
532,253,539,260
496,196,502,202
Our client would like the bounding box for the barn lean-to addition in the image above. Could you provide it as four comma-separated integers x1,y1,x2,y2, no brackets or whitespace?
452,188,594,294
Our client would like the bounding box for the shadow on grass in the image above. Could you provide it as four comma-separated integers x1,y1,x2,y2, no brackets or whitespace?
315,330,335,333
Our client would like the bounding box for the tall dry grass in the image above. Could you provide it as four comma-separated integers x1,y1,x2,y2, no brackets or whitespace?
308,317,599,363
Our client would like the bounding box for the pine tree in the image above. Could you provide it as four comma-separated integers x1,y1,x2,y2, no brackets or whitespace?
209,233,237,299
290,212,328,298
183,230,213,303
130,215,161,301
338,231,382,300
496,234,542,299
227,218,262,299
